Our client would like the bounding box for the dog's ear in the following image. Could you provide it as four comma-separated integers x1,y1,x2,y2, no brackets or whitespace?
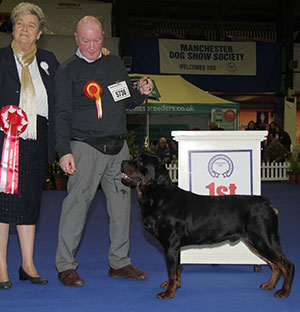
157,172,170,185
156,161,171,185
146,163,156,181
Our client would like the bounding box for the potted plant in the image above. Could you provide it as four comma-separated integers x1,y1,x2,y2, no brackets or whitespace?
44,163,55,190
287,154,300,184
125,130,140,159
52,159,69,190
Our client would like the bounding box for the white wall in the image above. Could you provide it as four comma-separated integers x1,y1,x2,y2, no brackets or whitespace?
0,33,120,63
0,0,112,37
0,0,118,63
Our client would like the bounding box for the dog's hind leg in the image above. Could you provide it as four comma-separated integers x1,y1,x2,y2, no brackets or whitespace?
243,237,295,298
260,261,281,290
157,249,181,299
272,255,295,298
243,238,281,290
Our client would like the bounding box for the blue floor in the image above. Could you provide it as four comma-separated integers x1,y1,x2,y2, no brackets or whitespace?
1,183,300,312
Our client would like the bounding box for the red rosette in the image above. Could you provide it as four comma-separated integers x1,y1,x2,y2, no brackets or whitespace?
0,105,28,194
84,81,102,99
84,81,103,118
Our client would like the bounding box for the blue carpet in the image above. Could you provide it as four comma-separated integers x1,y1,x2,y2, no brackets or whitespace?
1,183,299,312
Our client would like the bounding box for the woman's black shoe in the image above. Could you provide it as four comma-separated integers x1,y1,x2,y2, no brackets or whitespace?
19,266,48,284
0,280,12,289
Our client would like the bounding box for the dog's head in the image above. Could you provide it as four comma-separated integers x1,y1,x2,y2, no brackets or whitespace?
121,152,171,187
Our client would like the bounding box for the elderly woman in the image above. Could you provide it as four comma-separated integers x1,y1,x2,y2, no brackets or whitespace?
0,2,59,289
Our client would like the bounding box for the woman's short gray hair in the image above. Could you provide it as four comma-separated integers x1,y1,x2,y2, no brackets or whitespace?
11,2,46,32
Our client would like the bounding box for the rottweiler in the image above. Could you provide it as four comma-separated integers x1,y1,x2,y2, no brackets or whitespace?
121,152,294,299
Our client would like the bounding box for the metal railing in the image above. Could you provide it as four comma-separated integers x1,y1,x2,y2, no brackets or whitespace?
156,22,276,42
166,162,290,183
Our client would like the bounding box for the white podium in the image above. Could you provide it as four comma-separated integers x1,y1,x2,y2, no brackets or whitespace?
172,130,268,265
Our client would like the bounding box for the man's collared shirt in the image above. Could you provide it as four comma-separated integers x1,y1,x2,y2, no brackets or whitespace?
76,48,102,63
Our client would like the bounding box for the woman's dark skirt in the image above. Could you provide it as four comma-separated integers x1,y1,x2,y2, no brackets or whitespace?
0,116,48,225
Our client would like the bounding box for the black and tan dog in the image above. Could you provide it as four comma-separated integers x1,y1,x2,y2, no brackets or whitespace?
121,152,294,299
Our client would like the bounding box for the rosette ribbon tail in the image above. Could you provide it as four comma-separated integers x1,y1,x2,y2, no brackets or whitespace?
95,95,102,119
0,106,28,194
84,81,103,119
0,124,19,193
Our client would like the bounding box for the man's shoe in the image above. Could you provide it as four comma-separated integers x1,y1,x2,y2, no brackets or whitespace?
58,269,84,287
108,264,148,280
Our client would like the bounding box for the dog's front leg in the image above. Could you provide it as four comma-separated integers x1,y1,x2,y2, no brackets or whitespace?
157,250,180,299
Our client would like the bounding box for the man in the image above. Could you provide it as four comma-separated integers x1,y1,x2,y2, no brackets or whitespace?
156,137,170,164
275,123,291,154
54,16,153,287
210,122,224,131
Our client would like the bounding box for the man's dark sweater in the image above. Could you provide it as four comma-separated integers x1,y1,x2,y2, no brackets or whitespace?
55,54,145,157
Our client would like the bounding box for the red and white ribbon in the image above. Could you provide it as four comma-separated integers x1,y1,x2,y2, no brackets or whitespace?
0,105,28,194
84,81,103,118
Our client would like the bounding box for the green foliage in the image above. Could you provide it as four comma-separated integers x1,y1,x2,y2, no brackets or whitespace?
125,130,140,159
51,159,68,177
287,154,300,175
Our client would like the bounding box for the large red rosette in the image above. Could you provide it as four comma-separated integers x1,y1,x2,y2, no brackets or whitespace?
84,81,103,118
0,105,28,194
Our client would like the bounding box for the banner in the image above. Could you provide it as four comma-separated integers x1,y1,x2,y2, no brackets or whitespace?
211,108,238,130
128,103,209,115
159,39,256,76
190,149,253,195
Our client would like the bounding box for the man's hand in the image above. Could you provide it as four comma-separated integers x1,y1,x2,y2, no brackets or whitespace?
138,77,154,96
59,154,76,175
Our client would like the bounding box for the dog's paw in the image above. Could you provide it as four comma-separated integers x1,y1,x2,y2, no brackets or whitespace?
156,291,174,299
273,289,290,298
260,282,275,290
160,280,181,289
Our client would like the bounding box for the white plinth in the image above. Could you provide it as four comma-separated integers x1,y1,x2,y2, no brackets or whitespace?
172,130,268,265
